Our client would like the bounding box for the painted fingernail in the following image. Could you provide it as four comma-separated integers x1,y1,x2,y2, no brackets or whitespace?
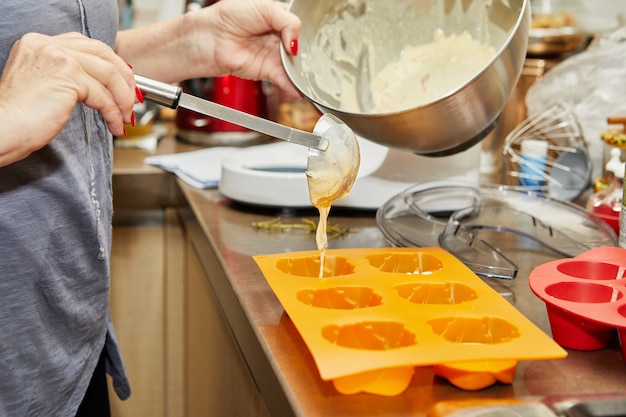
290,39,298,56
135,86,144,103
123,127,127,136
130,111,136,126
126,62,133,69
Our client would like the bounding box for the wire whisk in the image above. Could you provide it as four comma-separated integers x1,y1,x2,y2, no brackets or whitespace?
503,104,592,201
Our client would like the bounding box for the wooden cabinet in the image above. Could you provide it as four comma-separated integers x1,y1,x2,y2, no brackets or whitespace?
109,222,165,416
185,225,270,417
108,207,269,417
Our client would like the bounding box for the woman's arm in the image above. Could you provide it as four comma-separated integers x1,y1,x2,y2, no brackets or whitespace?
115,0,301,96
0,0,300,168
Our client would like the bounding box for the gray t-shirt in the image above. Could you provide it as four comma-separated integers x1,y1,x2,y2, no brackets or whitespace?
0,1,130,415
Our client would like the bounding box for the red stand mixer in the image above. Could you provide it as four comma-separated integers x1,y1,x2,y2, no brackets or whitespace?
176,75,268,146
177,0,269,146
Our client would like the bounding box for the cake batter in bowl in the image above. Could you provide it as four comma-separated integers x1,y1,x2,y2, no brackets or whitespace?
281,0,530,156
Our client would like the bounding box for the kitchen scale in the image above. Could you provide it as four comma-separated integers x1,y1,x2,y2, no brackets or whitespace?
218,136,482,210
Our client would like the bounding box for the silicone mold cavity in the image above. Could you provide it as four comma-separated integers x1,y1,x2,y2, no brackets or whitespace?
545,282,622,304
275,255,355,277
556,260,622,280
322,321,417,350
395,282,477,305
255,247,566,395
428,317,520,345
296,286,382,309
367,252,443,274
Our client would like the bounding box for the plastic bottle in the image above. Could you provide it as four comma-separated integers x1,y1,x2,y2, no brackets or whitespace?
519,139,549,191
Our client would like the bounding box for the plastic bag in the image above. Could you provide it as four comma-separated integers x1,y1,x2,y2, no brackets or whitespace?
525,28,626,179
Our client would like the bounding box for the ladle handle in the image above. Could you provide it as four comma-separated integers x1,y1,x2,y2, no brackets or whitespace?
134,74,327,151
134,74,181,109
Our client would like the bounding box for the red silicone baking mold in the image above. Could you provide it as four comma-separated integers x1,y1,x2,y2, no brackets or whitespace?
529,246,626,357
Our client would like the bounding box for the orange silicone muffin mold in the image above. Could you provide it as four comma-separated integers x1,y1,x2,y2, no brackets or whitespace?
254,247,567,395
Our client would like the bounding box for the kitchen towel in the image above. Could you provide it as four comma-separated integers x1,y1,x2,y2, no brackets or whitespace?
144,147,240,189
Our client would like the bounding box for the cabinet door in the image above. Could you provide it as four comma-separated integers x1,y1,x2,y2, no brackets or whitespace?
109,223,166,417
186,234,267,417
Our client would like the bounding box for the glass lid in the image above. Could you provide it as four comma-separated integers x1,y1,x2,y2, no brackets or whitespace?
376,182,617,279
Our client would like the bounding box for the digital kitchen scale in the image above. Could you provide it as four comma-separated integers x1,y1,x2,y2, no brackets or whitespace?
218,136,482,210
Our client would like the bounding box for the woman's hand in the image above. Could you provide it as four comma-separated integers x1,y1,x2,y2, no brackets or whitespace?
186,0,302,96
117,0,301,96
0,32,137,167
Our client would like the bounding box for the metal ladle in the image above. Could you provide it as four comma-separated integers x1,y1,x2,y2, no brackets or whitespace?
307,114,360,208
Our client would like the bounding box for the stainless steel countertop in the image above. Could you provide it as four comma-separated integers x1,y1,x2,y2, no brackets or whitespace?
113,134,626,417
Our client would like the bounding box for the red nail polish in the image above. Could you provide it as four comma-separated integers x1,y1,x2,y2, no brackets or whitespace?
123,127,127,136
290,39,298,56
135,86,144,103
126,62,133,69
130,111,136,126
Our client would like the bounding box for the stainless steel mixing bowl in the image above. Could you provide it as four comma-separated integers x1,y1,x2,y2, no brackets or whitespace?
281,0,530,156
